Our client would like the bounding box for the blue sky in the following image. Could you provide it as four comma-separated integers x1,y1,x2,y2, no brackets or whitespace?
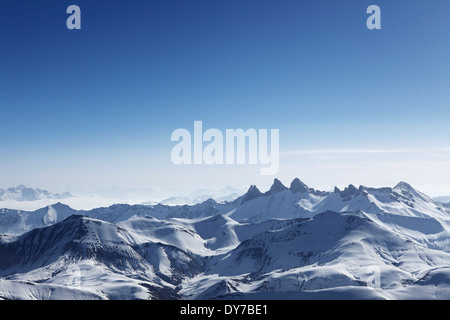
1,0,450,194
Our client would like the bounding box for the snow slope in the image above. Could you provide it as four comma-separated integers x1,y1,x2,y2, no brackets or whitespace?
180,211,450,299
0,215,195,299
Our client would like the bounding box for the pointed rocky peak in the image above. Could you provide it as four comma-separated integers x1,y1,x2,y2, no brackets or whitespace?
50,202,74,210
248,185,261,193
289,178,309,193
334,187,341,193
339,184,358,198
241,185,263,204
265,179,288,196
203,198,217,205
393,181,426,202
394,181,414,191
32,203,76,216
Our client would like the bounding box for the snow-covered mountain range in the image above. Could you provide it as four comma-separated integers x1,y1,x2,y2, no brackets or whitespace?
1,178,450,300
0,185,72,202
434,195,450,204
0,185,245,212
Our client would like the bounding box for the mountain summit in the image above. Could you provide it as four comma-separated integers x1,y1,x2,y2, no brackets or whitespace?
289,178,309,193
264,178,288,196
240,185,263,204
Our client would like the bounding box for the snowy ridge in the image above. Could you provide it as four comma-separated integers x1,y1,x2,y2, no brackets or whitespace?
2,179,450,299
0,203,78,235
2,179,449,235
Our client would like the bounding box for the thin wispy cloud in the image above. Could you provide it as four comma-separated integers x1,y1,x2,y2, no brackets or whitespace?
282,147,450,156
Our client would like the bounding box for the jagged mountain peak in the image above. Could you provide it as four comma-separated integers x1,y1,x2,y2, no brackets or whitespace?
289,178,329,196
240,185,263,204
248,185,260,192
289,178,309,193
265,178,288,196
339,184,359,197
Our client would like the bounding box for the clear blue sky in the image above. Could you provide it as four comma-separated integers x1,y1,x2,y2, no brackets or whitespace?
1,0,450,194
